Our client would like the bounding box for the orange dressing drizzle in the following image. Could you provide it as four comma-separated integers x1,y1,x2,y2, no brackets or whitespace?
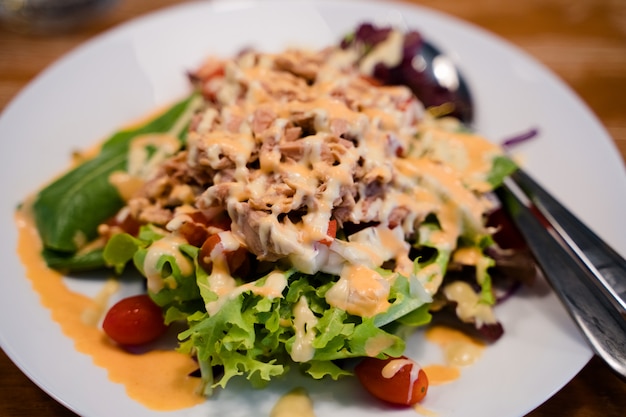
420,364,461,386
413,403,439,416
15,210,203,411
423,326,485,385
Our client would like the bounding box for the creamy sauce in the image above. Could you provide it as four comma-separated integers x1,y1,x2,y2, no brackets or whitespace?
127,133,182,179
423,326,485,385
413,403,439,416
420,364,461,386
359,30,404,75
381,358,414,378
108,171,146,202
452,246,492,287
382,358,422,405
443,281,497,326
16,211,203,410
291,296,318,362
270,387,317,417
451,246,483,266
417,125,500,193
324,264,391,317
364,334,397,357
143,234,194,293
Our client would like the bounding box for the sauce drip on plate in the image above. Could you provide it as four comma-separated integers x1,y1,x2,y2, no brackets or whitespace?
423,326,485,385
15,210,203,411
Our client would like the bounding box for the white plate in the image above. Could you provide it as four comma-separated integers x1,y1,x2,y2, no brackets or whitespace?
1,0,625,416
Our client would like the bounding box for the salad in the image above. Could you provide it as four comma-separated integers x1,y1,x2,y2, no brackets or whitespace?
27,23,532,406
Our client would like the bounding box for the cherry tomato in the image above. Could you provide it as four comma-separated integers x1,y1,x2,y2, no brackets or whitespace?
355,355,429,406
102,294,167,346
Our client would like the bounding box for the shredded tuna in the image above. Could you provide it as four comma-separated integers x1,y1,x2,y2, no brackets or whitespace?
113,43,500,278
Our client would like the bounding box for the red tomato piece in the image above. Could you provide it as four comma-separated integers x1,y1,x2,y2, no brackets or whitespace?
199,234,249,277
102,294,167,346
327,219,338,239
355,355,429,406
177,220,209,247
320,219,338,247
102,211,141,237
200,234,221,255
228,246,250,276
189,210,232,232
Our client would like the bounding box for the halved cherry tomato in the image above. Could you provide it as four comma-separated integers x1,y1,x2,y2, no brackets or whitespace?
355,355,429,406
102,294,167,346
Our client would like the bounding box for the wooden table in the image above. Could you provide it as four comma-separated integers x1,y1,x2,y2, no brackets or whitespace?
1,0,624,416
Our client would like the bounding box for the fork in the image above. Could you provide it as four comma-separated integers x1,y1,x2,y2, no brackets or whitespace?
497,169,626,381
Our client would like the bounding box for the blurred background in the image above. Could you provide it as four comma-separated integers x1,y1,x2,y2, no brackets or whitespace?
1,0,624,157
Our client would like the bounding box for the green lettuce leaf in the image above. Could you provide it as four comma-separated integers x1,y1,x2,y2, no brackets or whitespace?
487,155,518,187
102,226,204,321
372,273,432,327
303,360,351,380
41,247,106,272
134,241,203,320
179,268,430,395
178,290,289,394
103,233,147,274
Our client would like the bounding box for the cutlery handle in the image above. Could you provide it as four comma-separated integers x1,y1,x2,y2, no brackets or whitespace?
512,169,626,312
497,182,626,381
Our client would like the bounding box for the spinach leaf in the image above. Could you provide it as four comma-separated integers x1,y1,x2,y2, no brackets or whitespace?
41,248,107,271
34,93,201,268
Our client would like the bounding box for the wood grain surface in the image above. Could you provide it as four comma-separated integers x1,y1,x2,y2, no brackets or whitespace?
1,1,624,416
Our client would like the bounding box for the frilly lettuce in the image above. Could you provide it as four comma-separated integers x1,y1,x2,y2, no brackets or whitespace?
103,229,433,395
